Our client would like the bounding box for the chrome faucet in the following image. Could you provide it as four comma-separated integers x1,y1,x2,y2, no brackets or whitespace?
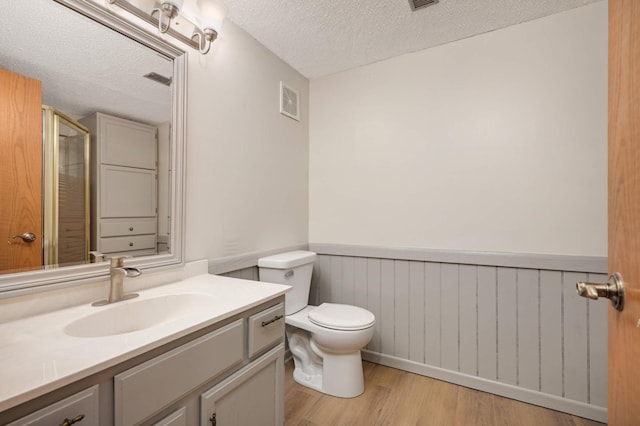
93,256,142,306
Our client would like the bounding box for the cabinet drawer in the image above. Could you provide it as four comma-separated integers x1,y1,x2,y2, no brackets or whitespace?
99,234,156,253
8,385,99,426
100,218,157,237
114,320,245,426
248,303,285,358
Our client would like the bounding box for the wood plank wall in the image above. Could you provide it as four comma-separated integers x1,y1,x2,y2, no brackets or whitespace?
312,255,607,421
221,266,259,281
220,254,607,421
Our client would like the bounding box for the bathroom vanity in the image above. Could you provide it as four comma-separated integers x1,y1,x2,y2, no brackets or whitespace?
0,273,289,425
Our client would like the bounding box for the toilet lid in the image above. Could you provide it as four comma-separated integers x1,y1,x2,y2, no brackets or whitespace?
308,303,375,331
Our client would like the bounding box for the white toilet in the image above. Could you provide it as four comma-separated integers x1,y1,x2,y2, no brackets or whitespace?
258,250,375,398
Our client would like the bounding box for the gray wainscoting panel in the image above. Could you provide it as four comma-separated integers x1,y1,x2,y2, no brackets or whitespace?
424,262,441,367
311,253,607,422
477,265,497,381
540,270,563,397
366,258,382,353
589,273,608,408
409,261,425,364
221,246,607,421
220,266,259,281
459,264,477,376
497,267,517,386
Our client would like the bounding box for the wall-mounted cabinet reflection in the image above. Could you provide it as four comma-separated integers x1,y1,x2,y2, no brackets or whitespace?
81,112,167,258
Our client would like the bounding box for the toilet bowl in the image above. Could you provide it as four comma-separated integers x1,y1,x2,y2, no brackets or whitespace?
285,304,374,397
258,251,376,398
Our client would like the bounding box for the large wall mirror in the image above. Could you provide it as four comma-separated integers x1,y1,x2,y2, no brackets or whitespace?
0,0,186,294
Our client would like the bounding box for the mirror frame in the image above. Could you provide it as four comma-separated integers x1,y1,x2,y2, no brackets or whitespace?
0,0,187,297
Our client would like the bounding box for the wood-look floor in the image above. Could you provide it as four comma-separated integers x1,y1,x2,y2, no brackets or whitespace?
285,361,605,426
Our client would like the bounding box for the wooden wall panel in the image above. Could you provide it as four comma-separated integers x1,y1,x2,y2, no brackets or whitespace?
477,266,497,381
497,267,518,385
587,272,608,407
367,258,382,352
233,252,607,420
221,266,259,281
517,268,540,391
539,270,563,397
563,272,589,403
342,257,355,306
330,256,343,304
380,259,395,355
459,264,477,376
354,257,368,309
424,262,442,367
394,260,410,359
315,255,332,305
440,263,460,372
409,261,425,363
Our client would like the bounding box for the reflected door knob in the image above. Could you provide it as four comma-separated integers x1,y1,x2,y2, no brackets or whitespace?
576,272,625,311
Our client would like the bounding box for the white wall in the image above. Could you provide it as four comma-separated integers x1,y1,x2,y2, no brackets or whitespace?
309,2,607,256
184,21,310,261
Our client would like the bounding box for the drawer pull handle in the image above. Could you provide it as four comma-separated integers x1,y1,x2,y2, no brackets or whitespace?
129,227,134,231
60,414,85,426
261,314,284,327
129,242,134,247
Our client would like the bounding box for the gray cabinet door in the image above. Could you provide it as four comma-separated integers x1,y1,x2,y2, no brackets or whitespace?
201,345,284,426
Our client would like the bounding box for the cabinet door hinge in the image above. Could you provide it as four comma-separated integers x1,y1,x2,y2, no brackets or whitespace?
209,413,216,426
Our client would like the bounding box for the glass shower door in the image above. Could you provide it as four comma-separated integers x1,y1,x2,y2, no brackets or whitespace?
43,106,90,267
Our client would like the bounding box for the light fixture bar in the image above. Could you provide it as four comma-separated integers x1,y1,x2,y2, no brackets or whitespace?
107,0,202,50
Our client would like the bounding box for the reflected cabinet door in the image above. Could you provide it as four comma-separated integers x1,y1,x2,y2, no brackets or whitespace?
100,114,157,170
100,165,157,218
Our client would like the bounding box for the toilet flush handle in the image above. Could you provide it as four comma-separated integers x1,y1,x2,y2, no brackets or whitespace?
285,270,294,278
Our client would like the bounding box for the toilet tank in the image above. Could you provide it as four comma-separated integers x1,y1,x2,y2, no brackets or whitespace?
258,251,316,315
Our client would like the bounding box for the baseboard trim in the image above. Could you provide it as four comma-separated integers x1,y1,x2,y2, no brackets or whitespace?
309,243,607,273
208,244,308,275
361,350,607,423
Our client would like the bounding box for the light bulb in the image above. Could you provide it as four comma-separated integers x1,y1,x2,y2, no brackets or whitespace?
197,0,227,32
162,0,184,9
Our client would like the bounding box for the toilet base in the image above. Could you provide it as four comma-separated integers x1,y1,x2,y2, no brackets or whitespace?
288,328,366,398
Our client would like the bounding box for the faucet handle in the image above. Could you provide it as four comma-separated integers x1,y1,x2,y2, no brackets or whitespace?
110,256,132,268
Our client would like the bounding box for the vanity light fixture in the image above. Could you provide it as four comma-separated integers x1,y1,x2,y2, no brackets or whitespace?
107,0,227,55
152,0,183,33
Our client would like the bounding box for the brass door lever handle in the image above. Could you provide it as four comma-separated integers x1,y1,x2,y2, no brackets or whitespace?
576,272,624,311
8,232,37,244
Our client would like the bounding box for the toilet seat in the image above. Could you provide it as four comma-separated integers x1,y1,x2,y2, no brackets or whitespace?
308,303,375,331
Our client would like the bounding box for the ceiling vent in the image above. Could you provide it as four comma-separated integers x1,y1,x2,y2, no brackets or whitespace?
409,0,439,11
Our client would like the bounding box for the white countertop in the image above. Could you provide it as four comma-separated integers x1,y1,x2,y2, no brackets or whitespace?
0,273,290,412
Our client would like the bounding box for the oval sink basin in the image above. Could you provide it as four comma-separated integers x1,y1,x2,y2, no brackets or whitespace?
65,293,214,338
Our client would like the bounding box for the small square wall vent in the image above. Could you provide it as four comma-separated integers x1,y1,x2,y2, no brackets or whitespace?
409,0,439,11
280,82,299,121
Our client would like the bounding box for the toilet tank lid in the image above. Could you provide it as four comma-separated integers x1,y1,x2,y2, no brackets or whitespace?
258,250,317,269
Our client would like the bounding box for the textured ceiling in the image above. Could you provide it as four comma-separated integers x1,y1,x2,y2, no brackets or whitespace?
1,0,603,122
1,0,172,125
222,0,603,79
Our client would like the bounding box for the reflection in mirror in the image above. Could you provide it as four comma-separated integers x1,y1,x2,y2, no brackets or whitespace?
42,106,91,268
0,0,185,292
